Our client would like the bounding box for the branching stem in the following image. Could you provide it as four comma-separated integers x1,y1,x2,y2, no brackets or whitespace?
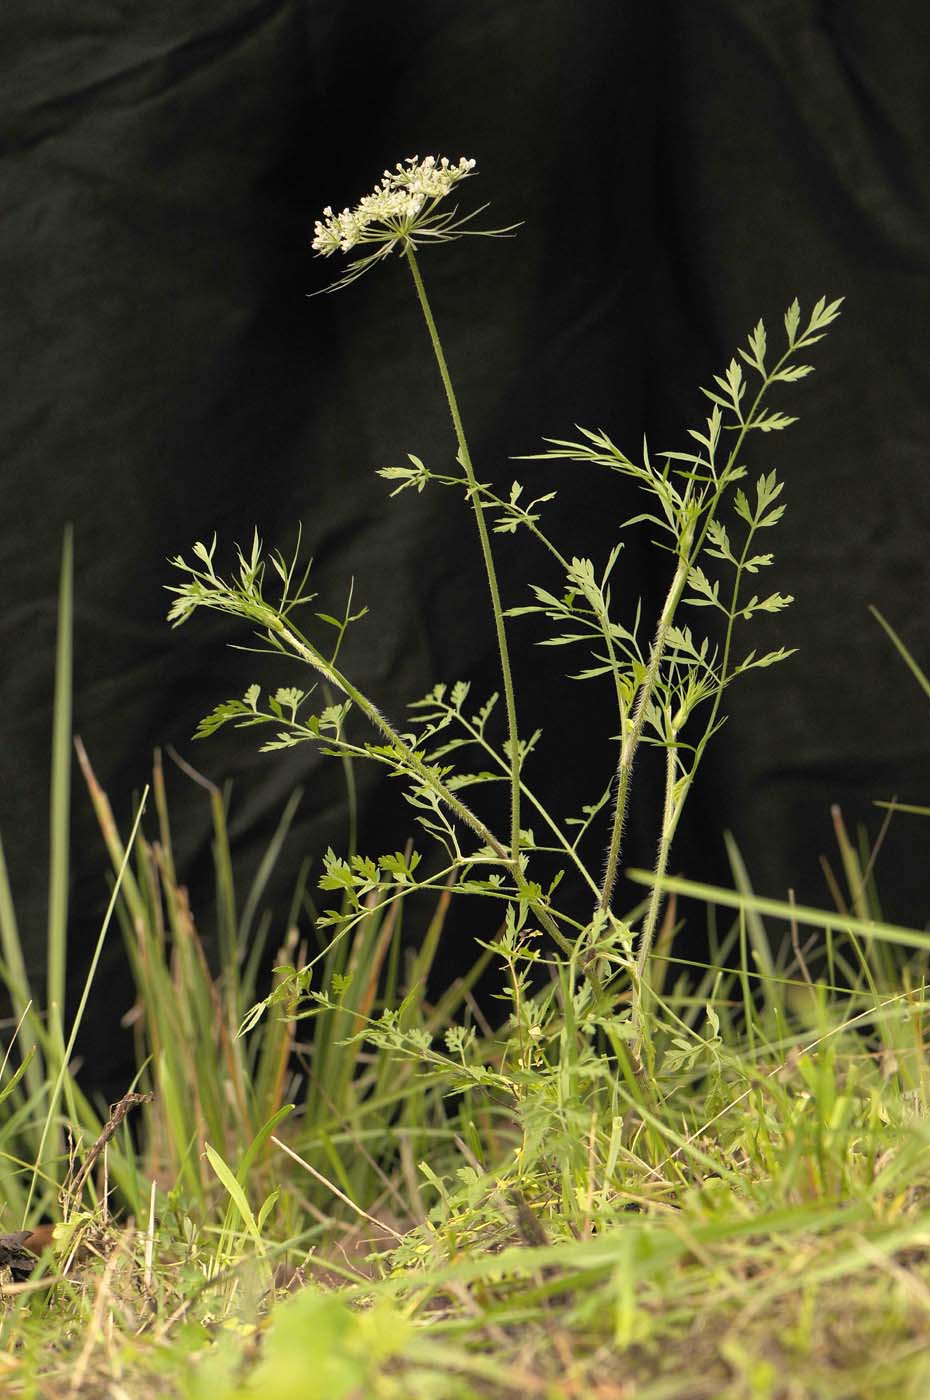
273,617,509,861
598,337,799,921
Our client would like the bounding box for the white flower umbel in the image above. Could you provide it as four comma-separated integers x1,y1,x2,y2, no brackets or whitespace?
311,155,516,293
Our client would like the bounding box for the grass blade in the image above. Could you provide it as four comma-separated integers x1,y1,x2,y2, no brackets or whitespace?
870,605,930,703
47,527,73,1057
627,868,930,952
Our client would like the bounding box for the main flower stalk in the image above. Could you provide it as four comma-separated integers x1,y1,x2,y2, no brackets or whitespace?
403,246,523,866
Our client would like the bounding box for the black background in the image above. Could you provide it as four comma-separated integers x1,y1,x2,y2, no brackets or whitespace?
3,2,928,1096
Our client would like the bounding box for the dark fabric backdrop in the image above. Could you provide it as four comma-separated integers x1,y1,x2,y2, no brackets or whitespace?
3,2,928,1095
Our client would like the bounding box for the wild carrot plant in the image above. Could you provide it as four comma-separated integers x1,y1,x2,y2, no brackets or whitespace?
167,154,842,1087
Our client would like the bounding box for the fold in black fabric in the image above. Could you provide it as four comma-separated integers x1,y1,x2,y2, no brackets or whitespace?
2,2,927,1093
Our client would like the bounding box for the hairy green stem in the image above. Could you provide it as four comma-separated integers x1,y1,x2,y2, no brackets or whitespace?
404,246,522,864
636,742,679,984
598,548,692,913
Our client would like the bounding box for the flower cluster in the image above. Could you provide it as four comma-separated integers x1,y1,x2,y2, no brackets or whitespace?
312,155,477,257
